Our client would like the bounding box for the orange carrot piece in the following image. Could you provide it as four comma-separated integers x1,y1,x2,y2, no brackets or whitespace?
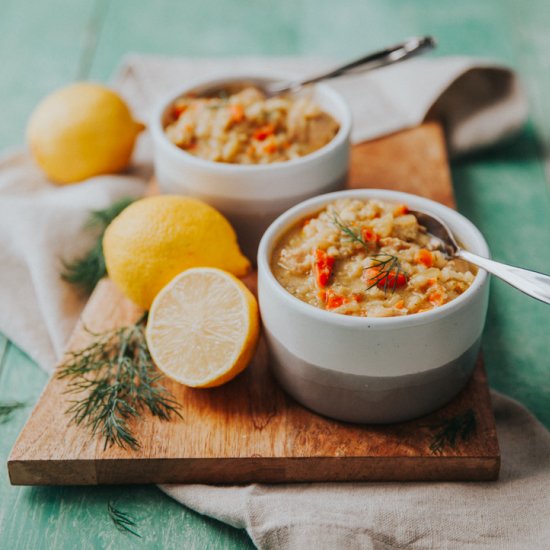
428,288,446,306
263,141,278,154
393,204,409,216
230,104,245,123
172,104,187,118
313,248,335,289
361,227,380,247
416,248,434,268
323,289,349,310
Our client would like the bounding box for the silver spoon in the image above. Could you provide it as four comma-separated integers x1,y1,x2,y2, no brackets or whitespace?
410,210,550,305
193,36,436,99
264,36,436,96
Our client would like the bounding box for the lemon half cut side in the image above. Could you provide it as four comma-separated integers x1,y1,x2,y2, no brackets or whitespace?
146,268,260,388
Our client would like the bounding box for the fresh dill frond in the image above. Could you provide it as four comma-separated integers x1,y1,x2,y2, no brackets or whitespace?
429,409,477,455
332,212,406,293
108,502,141,538
84,198,136,231
57,314,181,450
61,239,106,296
0,401,26,424
332,212,371,249
61,197,135,294
365,254,402,292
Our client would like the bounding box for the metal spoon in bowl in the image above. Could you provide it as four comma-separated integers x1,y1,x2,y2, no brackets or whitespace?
410,210,550,305
263,36,436,97
193,36,435,99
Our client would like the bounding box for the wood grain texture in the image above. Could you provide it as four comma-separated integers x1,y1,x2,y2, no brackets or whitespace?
350,122,455,207
8,122,500,486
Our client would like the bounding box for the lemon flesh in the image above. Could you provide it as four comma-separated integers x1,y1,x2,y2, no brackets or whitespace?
103,195,250,309
27,82,144,184
146,268,259,388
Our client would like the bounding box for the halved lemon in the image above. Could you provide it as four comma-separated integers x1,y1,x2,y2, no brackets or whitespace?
146,268,259,388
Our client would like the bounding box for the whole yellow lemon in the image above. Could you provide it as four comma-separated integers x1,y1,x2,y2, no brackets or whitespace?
27,82,144,184
103,195,251,309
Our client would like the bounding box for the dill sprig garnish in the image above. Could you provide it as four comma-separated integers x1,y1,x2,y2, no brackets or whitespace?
57,314,182,450
61,197,135,294
366,254,405,293
108,502,141,538
332,213,406,293
429,409,477,454
0,401,26,424
332,212,372,249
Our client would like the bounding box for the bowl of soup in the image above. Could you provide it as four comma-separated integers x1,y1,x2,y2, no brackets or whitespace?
150,73,351,259
257,189,490,424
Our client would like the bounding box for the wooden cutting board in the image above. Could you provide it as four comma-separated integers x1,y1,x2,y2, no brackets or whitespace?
8,121,500,485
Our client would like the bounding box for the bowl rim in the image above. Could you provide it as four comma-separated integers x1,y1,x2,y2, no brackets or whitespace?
257,189,490,329
149,71,352,173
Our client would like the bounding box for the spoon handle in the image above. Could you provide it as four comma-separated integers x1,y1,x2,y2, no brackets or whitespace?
267,36,436,95
458,249,550,305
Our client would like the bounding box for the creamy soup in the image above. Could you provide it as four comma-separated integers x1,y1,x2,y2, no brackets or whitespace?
164,86,339,164
271,198,477,317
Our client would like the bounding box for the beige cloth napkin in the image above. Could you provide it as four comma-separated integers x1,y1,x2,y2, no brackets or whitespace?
0,150,147,369
161,392,550,549
1,55,545,549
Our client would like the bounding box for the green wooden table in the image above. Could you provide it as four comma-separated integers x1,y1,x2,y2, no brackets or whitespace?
1,0,549,547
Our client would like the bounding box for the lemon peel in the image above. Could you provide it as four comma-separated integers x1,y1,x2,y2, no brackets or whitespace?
103,195,250,309
27,82,143,184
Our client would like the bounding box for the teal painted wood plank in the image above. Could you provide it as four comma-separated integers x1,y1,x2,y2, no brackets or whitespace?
0,0,97,149
505,0,550,183
88,0,300,80
0,335,8,381
0,341,253,549
453,124,550,427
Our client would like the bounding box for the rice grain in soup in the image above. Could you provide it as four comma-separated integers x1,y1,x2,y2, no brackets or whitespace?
271,198,477,317
164,86,339,164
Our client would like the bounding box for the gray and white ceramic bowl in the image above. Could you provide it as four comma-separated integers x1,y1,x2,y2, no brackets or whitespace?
150,73,352,259
257,189,490,424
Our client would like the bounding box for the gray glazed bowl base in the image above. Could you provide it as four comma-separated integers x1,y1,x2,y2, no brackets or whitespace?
266,332,481,424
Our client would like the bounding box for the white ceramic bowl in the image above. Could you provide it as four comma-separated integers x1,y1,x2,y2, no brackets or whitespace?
258,189,490,423
150,73,352,259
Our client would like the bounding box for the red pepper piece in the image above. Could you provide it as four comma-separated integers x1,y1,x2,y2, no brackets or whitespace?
376,271,408,290
313,248,334,288
253,124,275,141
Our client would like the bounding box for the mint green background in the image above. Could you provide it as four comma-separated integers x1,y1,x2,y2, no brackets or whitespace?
1,0,549,547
